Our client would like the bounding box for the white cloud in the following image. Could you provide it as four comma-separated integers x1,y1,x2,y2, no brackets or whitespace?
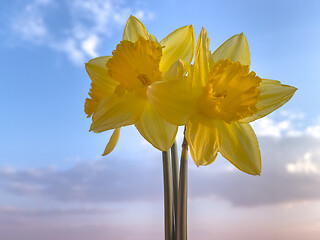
11,0,51,42
134,10,155,20
251,117,290,137
251,110,320,139
1,128,320,207
287,152,319,174
81,35,99,58
54,38,86,65
10,0,154,65
280,110,305,120
1,111,319,208
306,125,320,138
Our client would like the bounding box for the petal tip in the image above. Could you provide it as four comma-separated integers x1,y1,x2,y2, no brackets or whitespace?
254,169,261,176
128,15,136,20
89,123,96,132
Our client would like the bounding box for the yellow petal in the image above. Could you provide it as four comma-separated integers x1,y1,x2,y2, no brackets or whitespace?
102,128,120,156
148,61,196,125
90,92,146,133
191,27,211,94
85,56,118,95
161,59,188,82
185,115,220,166
85,56,118,117
122,15,149,42
149,34,158,42
212,33,250,66
215,120,261,175
240,79,297,123
159,25,195,75
135,101,178,151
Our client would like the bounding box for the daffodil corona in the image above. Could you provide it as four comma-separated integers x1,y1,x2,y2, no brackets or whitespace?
196,59,261,122
85,16,195,154
148,28,297,175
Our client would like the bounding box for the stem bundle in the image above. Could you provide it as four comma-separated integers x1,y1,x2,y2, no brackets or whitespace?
163,131,189,240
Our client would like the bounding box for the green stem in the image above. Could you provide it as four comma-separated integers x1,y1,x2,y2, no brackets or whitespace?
171,141,179,240
177,133,188,240
162,150,173,240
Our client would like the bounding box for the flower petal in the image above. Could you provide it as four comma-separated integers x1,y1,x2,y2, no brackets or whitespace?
85,56,118,95
135,101,178,151
191,27,211,94
149,34,158,42
212,33,250,66
162,59,188,82
85,56,118,117
90,92,146,133
123,15,149,42
148,61,196,125
102,128,120,156
240,79,297,123
159,25,195,75
215,120,261,175
185,115,220,166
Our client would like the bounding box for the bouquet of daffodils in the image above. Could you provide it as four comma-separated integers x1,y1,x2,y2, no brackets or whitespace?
85,16,296,240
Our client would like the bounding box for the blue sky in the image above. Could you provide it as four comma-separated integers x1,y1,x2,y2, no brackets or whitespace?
1,0,320,239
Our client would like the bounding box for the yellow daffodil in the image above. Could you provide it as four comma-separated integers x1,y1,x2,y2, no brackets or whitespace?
85,16,195,154
148,28,297,175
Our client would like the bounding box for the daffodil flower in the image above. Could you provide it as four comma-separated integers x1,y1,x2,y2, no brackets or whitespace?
148,28,296,175
85,16,195,154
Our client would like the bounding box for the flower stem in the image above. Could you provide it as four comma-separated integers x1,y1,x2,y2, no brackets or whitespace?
177,133,188,240
162,150,173,240
171,141,179,240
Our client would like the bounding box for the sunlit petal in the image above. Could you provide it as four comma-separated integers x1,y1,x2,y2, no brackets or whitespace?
240,79,297,123
90,92,146,132
191,27,211,94
215,120,261,175
148,60,196,125
162,59,188,81
123,15,149,42
85,56,118,94
159,25,195,75
185,115,220,166
135,101,178,151
212,33,250,66
148,79,196,125
102,128,120,156
149,34,158,42
85,56,118,117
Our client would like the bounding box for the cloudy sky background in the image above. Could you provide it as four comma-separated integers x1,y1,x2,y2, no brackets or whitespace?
1,0,320,239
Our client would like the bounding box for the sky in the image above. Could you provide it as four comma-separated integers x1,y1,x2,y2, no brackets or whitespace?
0,0,320,239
